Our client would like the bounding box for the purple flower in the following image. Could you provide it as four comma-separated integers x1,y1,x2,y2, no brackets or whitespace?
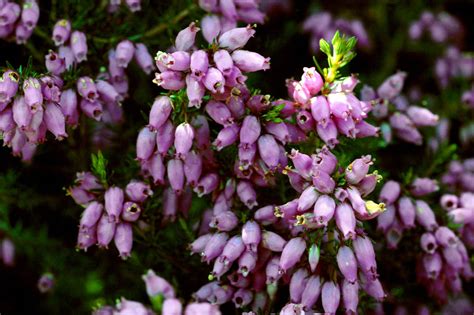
175,22,199,51
114,222,133,259
322,281,341,314
290,268,308,303
202,233,229,263
415,200,438,231
52,19,71,46
231,50,270,72
218,25,255,51
335,202,356,240
353,235,377,278
410,178,439,197
301,275,321,311
241,220,261,252
44,102,67,140
71,31,88,62
279,237,306,273
23,78,43,112
337,245,358,283
142,269,175,299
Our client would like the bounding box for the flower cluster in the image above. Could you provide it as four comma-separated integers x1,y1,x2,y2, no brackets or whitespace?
361,72,439,145
285,69,378,148
0,0,39,44
303,12,369,52
153,23,269,99
442,159,474,193
69,171,153,258
198,0,265,26
108,0,141,13
377,178,439,248
435,46,474,88
377,178,473,302
408,11,462,43
93,270,221,315
0,21,156,160
185,151,386,313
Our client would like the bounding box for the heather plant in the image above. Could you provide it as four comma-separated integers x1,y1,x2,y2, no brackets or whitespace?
0,1,473,314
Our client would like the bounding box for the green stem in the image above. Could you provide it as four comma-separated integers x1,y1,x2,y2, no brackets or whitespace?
143,4,196,39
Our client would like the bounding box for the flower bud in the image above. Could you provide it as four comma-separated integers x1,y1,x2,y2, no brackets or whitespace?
52,19,71,46
420,232,437,254
261,231,286,252
96,80,122,103
238,250,257,277
123,0,141,11
203,233,229,263
97,213,116,248
45,50,66,75
153,71,185,90
232,288,253,308
23,78,43,112
279,237,306,273
44,102,67,140
0,3,21,26
136,127,156,161
353,235,377,278
237,181,258,209
415,200,438,231
241,220,261,252
167,159,185,194
12,96,32,130
175,22,199,51
214,50,234,76
217,235,245,266
213,124,240,150
258,134,280,170
422,252,442,279
406,106,439,127
322,281,341,314
232,50,270,72
346,155,372,185
104,186,124,223
194,173,219,197
312,170,336,194
434,226,458,248
80,201,103,230
218,25,255,51
440,194,458,211
175,122,194,158
377,71,407,100
185,303,220,315
142,269,175,299
379,180,401,205
342,279,359,314
211,211,238,231
337,246,358,283
297,186,319,213
317,119,339,148
121,201,141,222
410,178,439,197
204,67,225,94
114,222,133,259
190,50,209,80
1,238,15,266
301,276,321,311
71,31,88,62
21,1,40,31
313,195,335,227
205,100,233,126
76,76,98,101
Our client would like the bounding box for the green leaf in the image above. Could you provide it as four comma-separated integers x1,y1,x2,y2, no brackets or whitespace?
319,39,331,57
91,151,108,186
